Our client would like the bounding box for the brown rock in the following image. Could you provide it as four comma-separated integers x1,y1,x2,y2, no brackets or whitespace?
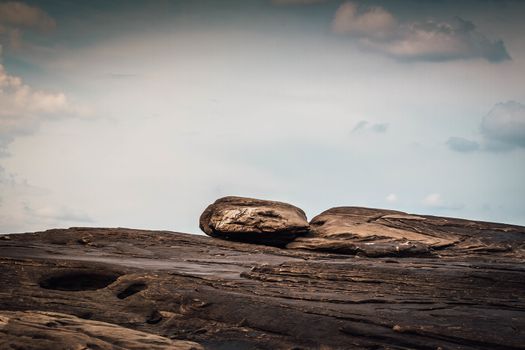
1,223,524,349
287,206,523,257
0,310,202,350
199,196,309,246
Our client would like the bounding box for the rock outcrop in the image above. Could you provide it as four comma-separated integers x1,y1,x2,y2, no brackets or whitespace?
287,206,525,258
0,311,202,350
1,207,524,349
199,196,309,246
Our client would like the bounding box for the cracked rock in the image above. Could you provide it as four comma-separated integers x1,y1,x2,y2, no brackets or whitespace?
0,311,203,350
199,196,309,247
287,207,456,257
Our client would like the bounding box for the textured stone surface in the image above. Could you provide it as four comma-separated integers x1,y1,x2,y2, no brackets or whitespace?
199,196,309,246
287,206,525,258
0,311,202,350
0,210,524,349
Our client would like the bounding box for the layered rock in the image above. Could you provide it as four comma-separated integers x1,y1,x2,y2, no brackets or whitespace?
1,223,524,349
0,311,202,350
199,196,309,246
287,206,523,257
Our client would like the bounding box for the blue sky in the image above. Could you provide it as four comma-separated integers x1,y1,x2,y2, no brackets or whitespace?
1,0,524,233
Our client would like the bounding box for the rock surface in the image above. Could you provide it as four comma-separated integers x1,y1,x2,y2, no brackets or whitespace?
199,196,309,246
287,206,525,258
0,209,524,349
0,311,202,350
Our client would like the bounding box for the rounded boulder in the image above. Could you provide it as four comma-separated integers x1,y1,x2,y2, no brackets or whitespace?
199,196,309,247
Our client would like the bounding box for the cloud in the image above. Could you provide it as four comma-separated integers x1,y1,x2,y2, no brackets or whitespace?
332,2,510,62
386,193,397,203
0,1,55,50
448,101,525,153
351,120,388,133
332,2,396,40
1,165,93,232
0,62,74,155
422,193,463,210
0,167,50,233
271,0,327,5
370,123,388,133
0,2,55,30
481,101,525,149
0,3,74,155
25,204,94,223
1,155,94,232
1,202,93,233
423,193,442,207
446,136,480,153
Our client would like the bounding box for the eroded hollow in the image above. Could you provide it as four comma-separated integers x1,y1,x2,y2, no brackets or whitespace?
117,282,147,299
39,271,120,291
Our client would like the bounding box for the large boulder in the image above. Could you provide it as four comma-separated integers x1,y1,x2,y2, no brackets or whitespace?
199,196,309,246
287,207,459,257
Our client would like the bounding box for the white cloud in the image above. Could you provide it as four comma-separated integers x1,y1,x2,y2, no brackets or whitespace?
0,202,93,234
0,4,71,154
422,193,464,211
2,6,524,233
482,101,525,149
332,2,510,62
386,193,397,203
448,101,525,153
0,63,74,155
423,193,442,207
0,165,94,233
26,204,93,223
332,2,396,40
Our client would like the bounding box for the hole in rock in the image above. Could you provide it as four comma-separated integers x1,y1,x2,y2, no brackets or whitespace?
39,271,120,291
117,282,147,299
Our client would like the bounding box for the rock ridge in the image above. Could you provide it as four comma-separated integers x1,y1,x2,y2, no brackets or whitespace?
200,197,525,258
199,196,310,247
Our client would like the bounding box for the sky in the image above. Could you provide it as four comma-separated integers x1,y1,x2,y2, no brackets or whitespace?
1,0,524,234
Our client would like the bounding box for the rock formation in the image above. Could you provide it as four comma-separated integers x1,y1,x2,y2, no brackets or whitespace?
1,203,524,349
199,196,310,246
287,206,525,258
200,199,524,259
0,311,202,350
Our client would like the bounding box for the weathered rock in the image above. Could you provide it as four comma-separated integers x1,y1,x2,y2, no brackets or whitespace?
199,196,309,246
0,310,202,350
1,210,524,349
287,206,525,258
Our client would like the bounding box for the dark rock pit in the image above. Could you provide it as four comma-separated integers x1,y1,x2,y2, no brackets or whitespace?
39,271,121,291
